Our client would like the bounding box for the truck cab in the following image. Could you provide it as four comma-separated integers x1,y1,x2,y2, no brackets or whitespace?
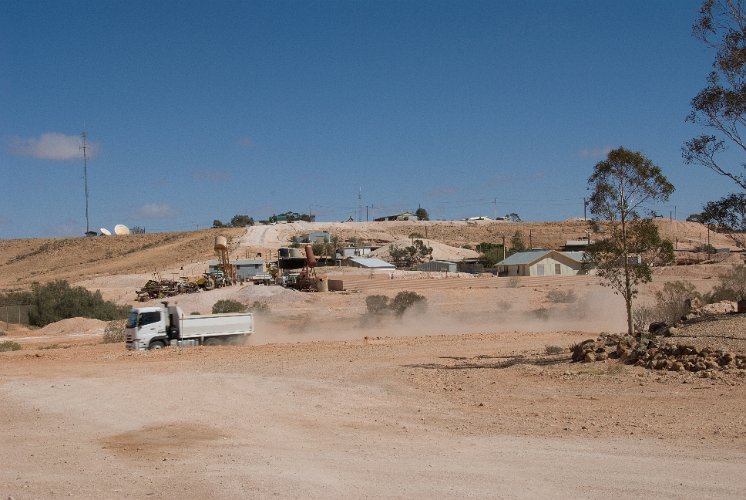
125,306,170,350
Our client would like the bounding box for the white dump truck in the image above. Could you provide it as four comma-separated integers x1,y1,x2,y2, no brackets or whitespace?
125,302,253,350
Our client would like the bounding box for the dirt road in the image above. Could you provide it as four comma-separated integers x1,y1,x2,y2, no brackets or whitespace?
2,329,744,499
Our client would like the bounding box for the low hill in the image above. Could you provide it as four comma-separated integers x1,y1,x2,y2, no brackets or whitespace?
0,219,735,291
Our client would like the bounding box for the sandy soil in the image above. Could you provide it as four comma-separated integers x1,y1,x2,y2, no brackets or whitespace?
1,221,745,498
2,325,745,499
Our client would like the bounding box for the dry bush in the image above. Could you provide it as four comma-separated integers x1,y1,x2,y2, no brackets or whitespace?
212,299,247,314
247,301,270,315
632,305,655,333
530,308,549,320
103,319,127,343
546,289,576,303
654,281,699,324
545,345,565,355
0,341,21,352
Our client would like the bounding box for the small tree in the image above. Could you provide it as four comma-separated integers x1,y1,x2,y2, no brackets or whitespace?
476,242,504,266
230,214,255,227
389,244,410,268
585,147,675,336
698,193,746,248
212,219,226,228
510,231,526,254
415,207,429,221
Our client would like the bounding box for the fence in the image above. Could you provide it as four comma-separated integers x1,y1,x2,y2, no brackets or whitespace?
1,305,30,326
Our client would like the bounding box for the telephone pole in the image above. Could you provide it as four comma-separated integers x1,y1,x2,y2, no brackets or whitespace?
80,132,90,234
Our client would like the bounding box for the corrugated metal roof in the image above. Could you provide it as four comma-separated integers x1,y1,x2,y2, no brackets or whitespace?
349,257,395,269
497,250,587,266
497,250,552,266
561,252,587,263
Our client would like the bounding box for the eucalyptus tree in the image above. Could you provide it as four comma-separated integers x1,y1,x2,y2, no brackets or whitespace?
586,148,675,335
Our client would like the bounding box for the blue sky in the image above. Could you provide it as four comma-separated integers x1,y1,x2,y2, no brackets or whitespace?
0,0,736,238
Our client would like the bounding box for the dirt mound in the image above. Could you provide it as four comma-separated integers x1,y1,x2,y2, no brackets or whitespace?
37,317,109,336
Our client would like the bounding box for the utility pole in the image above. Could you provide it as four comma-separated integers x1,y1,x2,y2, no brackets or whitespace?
583,197,588,221
80,132,90,235
493,198,497,220
358,187,362,222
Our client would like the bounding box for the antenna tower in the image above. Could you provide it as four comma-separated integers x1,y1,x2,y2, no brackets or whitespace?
80,131,90,234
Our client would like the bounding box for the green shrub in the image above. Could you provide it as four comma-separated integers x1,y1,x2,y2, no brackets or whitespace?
212,299,247,314
102,319,127,343
365,295,391,316
693,243,716,254
0,341,21,352
546,289,576,303
26,280,129,327
390,291,428,317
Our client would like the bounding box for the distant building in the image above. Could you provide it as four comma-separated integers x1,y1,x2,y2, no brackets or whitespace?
496,250,589,277
342,257,395,270
209,259,266,279
298,231,332,243
458,259,486,274
374,212,419,222
336,246,375,258
416,260,457,273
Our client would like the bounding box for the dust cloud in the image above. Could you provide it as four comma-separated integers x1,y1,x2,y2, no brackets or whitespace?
246,287,627,346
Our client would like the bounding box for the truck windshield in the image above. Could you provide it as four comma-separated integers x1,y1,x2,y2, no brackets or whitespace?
126,311,138,329
126,310,161,328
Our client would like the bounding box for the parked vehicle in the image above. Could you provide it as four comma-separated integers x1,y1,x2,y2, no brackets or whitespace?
125,302,253,350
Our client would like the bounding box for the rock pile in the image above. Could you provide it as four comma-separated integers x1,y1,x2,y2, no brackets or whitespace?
571,333,746,376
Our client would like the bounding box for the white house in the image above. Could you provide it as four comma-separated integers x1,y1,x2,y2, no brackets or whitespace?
496,250,589,277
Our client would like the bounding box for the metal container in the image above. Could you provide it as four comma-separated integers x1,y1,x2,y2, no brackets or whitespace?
214,235,228,251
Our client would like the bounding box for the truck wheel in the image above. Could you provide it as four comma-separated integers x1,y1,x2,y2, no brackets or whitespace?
204,338,220,346
149,341,165,350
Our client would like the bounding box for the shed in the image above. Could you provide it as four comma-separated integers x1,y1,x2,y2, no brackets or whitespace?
299,231,331,243
336,246,374,258
209,259,266,279
416,260,457,273
374,212,419,222
496,250,589,277
343,257,395,270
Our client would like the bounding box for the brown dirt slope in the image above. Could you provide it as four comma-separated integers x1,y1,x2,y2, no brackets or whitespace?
0,219,734,292
0,228,244,290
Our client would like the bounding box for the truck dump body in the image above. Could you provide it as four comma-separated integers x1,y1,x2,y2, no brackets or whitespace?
176,313,253,339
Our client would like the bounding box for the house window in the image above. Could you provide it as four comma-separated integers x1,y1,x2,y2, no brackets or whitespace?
555,264,561,275
537,264,544,276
